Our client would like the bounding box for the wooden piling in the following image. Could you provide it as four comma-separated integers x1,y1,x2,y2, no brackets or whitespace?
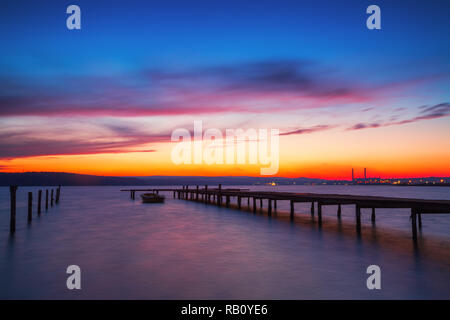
51,189,54,206
356,205,361,231
260,198,263,208
274,200,277,210
311,202,314,216
253,197,256,213
268,199,272,216
38,190,42,215
45,189,49,210
290,200,294,220
371,208,376,222
337,204,341,218
10,186,18,233
317,202,322,225
56,185,61,203
411,209,418,242
28,192,33,222
196,185,199,201
238,196,242,209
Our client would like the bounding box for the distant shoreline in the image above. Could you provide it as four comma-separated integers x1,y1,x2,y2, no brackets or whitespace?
0,172,449,187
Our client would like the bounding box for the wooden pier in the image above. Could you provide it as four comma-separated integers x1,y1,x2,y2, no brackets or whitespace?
122,186,450,244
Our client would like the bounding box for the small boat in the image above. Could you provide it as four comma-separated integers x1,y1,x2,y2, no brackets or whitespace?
140,193,165,203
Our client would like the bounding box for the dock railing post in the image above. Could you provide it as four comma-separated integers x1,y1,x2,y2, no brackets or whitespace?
28,192,33,222
10,186,18,233
38,190,42,215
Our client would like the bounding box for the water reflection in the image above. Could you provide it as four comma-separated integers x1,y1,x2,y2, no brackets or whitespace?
0,185,449,299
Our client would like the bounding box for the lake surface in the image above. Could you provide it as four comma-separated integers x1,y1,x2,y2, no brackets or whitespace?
1,185,449,299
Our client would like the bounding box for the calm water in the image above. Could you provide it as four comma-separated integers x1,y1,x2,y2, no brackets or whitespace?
1,185,449,299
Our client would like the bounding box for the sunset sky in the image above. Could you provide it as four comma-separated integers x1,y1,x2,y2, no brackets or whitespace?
0,0,449,179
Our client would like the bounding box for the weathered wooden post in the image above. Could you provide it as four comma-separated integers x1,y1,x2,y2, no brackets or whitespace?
268,199,272,216
247,197,250,206
173,190,176,198
204,185,208,203
56,185,61,203
237,196,242,209
274,200,277,210
411,208,418,243
218,184,222,206
371,208,376,222
356,204,361,232
226,195,230,207
51,189,54,206
38,190,42,215
260,198,263,208
290,200,294,220
10,186,18,233
196,185,199,201
317,202,322,225
418,213,422,229
45,189,49,210
28,192,33,222
311,202,314,216
253,197,256,213
337,204,341,218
